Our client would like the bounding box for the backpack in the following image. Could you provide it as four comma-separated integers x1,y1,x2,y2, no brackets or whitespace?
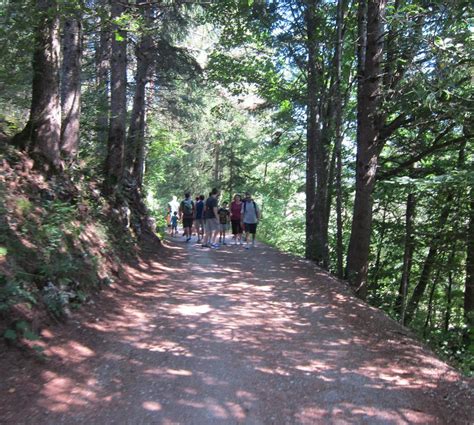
182,199,194,216
243,200,257,216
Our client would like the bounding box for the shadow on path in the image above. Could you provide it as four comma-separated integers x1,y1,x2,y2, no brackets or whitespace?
0,237,472,424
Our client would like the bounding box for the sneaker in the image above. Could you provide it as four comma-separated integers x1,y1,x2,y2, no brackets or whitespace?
202,244,210,248
211,243,220,249
186,237,191,242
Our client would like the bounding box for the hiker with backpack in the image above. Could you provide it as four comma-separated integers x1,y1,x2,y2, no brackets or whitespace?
195,194,205,243
218,201,230,245
241,191,260,249
202,188,220,249
179,192,195,243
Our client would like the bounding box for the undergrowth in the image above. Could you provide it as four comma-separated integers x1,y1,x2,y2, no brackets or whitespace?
0,146,138,352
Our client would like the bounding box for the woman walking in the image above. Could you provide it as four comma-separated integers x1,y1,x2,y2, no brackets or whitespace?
230,194,243,245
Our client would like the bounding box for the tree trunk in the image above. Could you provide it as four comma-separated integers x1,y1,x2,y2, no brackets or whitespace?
444,246,456,332
465,179,474,335
345,0,386,299
334,0,347,278
95,0,111,146
404,193,453,325
213,142,220,186
405,143,466,324
132,107,147,189
313,130,330,267
13,0,61,171
61,11,82,159
368,203,387,293
125,4,153,179
305,0,320,261
104,0,127,190
423,268,441,336
395,190,416,323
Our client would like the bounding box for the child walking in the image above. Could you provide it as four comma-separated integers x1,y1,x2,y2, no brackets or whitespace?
171,211,178,237
218,201,230,245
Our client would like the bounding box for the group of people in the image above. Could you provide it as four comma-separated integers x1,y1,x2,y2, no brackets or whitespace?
167,189,261,250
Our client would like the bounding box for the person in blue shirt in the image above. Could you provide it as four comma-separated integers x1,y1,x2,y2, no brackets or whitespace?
171,211,178,237
195,194,205,243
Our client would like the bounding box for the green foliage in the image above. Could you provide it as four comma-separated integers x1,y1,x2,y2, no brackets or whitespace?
0,274,36,313
3,320,40,345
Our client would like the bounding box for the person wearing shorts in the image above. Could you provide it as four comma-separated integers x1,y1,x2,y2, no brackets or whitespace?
218,201,230,245
241,191,260,249
170,211,178,236
230,194,243,245
179,192,195,242
195,194,205,243
202,188,220,248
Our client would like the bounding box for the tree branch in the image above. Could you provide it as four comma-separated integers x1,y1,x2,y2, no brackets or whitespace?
378,131,466,181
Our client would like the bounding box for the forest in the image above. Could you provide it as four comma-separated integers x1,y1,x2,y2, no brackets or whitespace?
0,0,472,376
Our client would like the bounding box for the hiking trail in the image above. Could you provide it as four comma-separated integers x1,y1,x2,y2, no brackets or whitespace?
1,238,473,424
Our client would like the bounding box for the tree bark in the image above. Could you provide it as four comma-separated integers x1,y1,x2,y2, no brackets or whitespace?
404,192,452,325
405,143,466,324
61,11,82,159
334,0,347,278
395,190,416,323
304,0,321,262
13,0,62,171
444,246,456,332
213,141,220,186
104,0,127,190
465,177,474,334
95,0,111,146
125,4,153,181
345,0,386,299
368,203,387,293
423,268,442,336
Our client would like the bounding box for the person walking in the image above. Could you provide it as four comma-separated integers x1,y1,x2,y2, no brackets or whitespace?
179,192,195,242
241,191,260,249
167,195,180,235
195,194,205,243
202,188,220,249
170,211,179,237
218,201,230,245
230,194,243,245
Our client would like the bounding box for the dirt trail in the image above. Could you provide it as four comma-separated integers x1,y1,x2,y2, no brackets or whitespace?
1,238,473,424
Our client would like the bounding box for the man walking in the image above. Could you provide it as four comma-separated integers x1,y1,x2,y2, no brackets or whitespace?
241,191,260,249
195,194,205,243
179,192,195,242
202,188,220,249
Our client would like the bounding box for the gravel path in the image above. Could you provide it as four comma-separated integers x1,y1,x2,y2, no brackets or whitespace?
1,238,473,424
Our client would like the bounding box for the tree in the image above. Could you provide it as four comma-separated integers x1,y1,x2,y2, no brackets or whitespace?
345,0,386,298
13,0,62,171
125,2,154,187
60,2,83,159
464,169,474,336
95,0,111,147
104,0,127,190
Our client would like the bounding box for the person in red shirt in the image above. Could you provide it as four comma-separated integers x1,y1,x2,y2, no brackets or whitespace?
229,194,243,245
